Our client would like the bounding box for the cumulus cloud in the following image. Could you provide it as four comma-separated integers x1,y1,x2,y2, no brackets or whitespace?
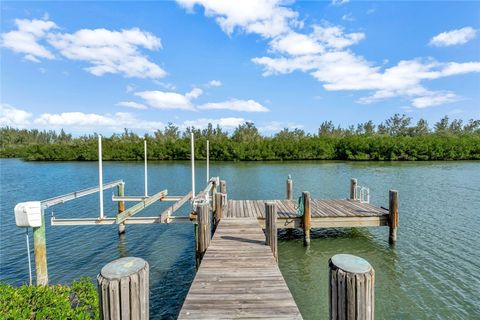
179,2,480,108
34,111,165,132
182,117,246,129
0,104,33,128
259,121,304,132
117,101,148,110
135,88,202,110
429,27,477,47
1,18,57,62
1,18,166,78
207,80,222,87
198,99,269,112
176,0,300,38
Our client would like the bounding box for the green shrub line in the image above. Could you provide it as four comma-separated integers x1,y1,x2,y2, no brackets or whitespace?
1,115,479,161
0,278,98,320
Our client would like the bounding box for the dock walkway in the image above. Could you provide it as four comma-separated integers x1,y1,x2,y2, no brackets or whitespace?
179,217,302,319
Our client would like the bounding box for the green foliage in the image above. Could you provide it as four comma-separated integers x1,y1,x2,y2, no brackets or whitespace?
1,114,479,161
0,278,98,320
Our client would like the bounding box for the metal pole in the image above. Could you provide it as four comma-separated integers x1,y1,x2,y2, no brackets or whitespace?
98,135,104,219
191,133,195,197
25,229,32,285
144,139,148,197
206,140,209,183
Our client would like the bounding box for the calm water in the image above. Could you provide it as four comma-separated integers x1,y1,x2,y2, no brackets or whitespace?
1,159,479,319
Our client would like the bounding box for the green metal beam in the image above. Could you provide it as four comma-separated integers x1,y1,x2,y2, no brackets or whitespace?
115,189,168,224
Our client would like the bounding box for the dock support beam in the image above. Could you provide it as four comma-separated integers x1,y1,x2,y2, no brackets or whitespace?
265,202,278,262
196,203,211,267
286,175,293,200
33,212,48,285
214,193,223,230
389,190,399,245
118,183,126,235
329,254,374,320
98,257,149,320
220,180,227,194
350,178,357,200
302,191,311,247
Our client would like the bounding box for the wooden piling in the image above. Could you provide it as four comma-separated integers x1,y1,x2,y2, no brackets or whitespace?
265,202,278,262
329,254,374,320
302,191,311,246
33,211,48,285
350,178,358,200
286,175,293,200
220,180,227,194
389,190,399,244
214,192,223,229
196,203,211,266
118,183,126,235
98,257,149,320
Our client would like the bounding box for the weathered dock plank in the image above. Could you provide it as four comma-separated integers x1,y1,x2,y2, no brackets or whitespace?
178,218,302,319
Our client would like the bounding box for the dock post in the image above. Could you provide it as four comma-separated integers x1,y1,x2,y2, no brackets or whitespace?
98,257,149,320
389,190,399,244
214,193,223,230
33,211,48,285
302,191,311,247
220,180,227,194
265,202,278,262
196,203,211,266
350,178,358,200
118,183,126,235
286,175,293,200
329,254,374,320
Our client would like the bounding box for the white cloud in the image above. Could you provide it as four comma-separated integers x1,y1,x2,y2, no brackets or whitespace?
429,27,477,47
176,0,300,38
1,18,166,79
0,104,32,128
126,84,136,93
331,0,349,6
1,18,57,61
182,117,246,129
135,88,202,110
117,101,148,110
198,99,269,112
48,27,165,78
342,13,355,22
411,91,459,108
269,31,324,56
34,111,165,132
259,121,304,132
207,79,222,87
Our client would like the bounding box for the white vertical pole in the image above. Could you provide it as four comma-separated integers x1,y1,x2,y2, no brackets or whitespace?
98,135,104,219
191,133,195,197
25,229,32,285
206,140,209,183
144,139,148,197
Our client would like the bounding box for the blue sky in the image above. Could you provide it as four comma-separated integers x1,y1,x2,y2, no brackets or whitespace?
1,0,479,135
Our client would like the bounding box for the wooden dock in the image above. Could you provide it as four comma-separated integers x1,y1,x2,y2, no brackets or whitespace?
179,218,302,319
226,199,389,228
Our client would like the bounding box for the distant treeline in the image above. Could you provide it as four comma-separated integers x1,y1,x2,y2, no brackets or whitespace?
1,114,479,161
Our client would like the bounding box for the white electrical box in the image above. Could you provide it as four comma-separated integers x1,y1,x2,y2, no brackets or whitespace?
14,201,42,227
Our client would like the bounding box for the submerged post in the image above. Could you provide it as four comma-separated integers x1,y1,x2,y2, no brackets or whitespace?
265,202,278,262
118,183,126,235
196,203,211,266
214,192,223,229
389,190,399,244
98,257,149,320
329,254,375,320
286,175,293,200
350,178,357,200
33,211,48,285
302,191,311,246
220,180,227,194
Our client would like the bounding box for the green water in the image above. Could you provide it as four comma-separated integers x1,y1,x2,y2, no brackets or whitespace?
1,159,479,319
